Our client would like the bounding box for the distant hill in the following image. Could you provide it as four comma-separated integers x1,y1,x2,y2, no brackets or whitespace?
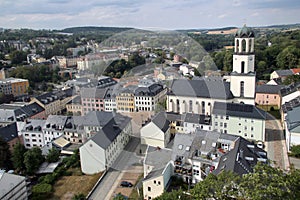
59,26,132,34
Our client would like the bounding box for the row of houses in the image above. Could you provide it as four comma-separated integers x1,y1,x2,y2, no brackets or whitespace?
141,101,266,150
67,81,167,115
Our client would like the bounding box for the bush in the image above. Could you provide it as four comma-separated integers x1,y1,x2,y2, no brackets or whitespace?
291,145,300,158
32,183,52,199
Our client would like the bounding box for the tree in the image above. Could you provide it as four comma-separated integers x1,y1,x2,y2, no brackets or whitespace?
154,189,189,200
32,183,52,199
276,46,300,69
239,162,291,200
12,143,26,172
283,75,300,85
10,50,27,65
191,170,240,200
24,147,44,175
46,148,60,163
0,137,12,169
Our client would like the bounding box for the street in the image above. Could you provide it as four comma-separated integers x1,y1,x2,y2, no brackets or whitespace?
88,136,143,200
265,113,290,170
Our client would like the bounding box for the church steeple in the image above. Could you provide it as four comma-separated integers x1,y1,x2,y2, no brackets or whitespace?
230,25,256,105
232,24,255,74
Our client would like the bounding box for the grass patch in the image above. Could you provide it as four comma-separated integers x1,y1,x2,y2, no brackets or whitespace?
51,168,102,200
268,110,281,120
257,105,281,120
129,174,144,200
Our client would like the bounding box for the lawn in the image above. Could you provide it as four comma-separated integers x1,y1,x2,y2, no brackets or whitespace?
51,168,103,200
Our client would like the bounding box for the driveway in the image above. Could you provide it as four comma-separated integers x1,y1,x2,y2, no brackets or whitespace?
265,113,290,170
88,136,143,200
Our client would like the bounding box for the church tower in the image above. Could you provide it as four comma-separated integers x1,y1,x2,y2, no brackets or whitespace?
230,25,256,105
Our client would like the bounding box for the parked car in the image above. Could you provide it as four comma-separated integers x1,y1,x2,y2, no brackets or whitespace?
120,181,133,187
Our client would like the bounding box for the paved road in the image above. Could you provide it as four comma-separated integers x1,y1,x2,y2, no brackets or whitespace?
88,137,143,200
289,157,300,169
265,113,290,170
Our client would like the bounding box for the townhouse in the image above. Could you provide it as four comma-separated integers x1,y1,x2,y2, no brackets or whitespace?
80,87,107,115
116,88,135,112
79,112,132,174
30,88,74,116
282,97,300,150
134,83,167,112
212,102,266,142
21,119,45,149
141,112,171,148
143,146,173,200
0,102,45,126
255,84,282,109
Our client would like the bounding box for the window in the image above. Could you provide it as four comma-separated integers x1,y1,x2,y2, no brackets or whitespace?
251,127,254,131
241,61,245,73
224,123,227,128
158,181,161,185
226,115,229,120
154,180,156,184
189,100,193,112
215,122,218,126
148,187,151,192
240,81,244,97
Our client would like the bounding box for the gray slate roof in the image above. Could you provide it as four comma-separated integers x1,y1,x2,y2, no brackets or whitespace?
80,87,107,99
134,83,164,96
0,102,44,122
0,122,18,142
274,69,293,77
280,81,300,97
144,146,172,180
285,106,300,133
169,78,234,99
256,84,283,94
82,111,114,127
0,172,26,199
151,112,170,133
90,112,131,149
213,137,268,176
212,102,266,120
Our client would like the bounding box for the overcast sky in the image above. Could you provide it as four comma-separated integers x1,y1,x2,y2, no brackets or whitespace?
0,0,299,30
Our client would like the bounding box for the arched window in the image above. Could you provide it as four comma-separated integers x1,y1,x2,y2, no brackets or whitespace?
176,99,180,113
201,101,205,114
189,100,193,112
240,81,245,97
241,61,245,73
242,39,246,52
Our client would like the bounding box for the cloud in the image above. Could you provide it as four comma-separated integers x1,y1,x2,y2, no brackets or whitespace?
0,0,298,30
